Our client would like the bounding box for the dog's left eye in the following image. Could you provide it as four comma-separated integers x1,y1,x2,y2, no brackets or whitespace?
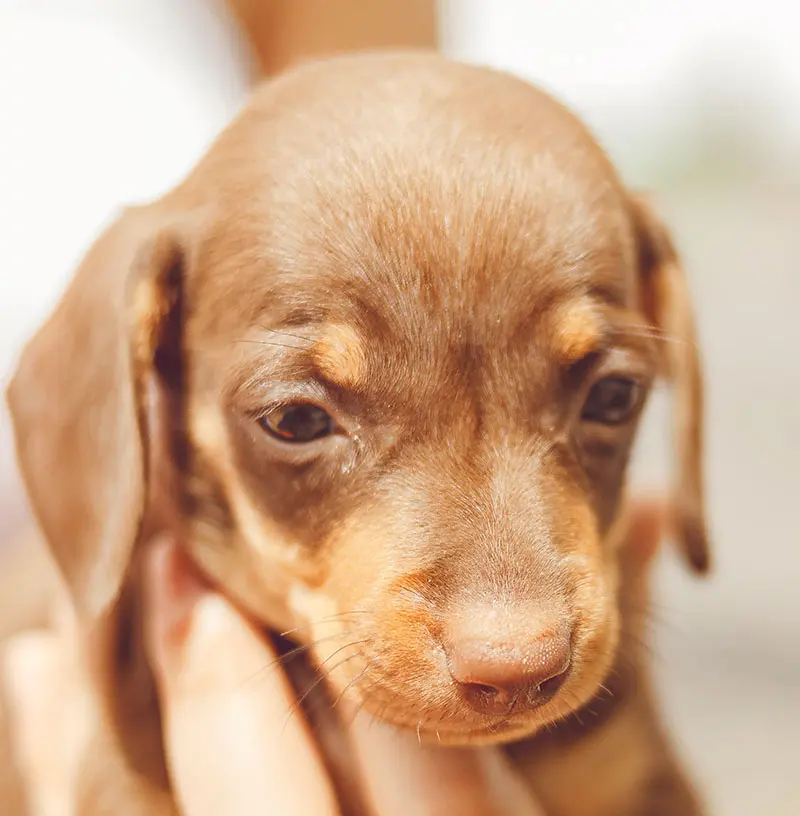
581,376,641,425
259,404,334,442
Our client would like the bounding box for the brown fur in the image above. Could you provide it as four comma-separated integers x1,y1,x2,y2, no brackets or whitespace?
3,52,708,814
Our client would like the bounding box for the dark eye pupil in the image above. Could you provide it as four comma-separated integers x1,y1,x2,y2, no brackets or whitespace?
260,405,333,442
582,377,639,424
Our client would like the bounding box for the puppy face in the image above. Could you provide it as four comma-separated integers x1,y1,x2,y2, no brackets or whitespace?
178,57,657,743
8,54,708,747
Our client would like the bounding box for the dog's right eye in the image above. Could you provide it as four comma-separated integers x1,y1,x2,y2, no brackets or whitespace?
258,404,334,443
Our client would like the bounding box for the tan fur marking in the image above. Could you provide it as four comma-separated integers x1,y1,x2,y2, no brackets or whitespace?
554,303,604,363
313,324,365,387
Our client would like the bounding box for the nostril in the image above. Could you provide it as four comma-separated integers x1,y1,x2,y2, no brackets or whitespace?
536,661,570,701
444,627,572,715
471,682,499,697
457,679,517,715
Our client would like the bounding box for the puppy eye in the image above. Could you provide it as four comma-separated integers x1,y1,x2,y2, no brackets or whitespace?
258,404,334,442
581,377,641,425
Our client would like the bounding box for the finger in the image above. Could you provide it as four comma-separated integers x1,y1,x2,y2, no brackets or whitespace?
3,631,92,816
142,538,340,816
346,709,544,816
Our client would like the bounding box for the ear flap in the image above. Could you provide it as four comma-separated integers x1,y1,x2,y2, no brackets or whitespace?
6,206,185,620
630,194,711,574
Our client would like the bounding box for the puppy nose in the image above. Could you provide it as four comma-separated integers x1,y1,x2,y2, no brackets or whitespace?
445,629,571,716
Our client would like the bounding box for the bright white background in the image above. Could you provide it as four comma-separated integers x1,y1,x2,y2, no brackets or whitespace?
1,3,798,813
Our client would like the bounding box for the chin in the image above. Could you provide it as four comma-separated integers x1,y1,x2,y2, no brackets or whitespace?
345,683,581,747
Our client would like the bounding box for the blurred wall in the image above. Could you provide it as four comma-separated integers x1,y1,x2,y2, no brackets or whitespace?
442,0,800,186
0,0,250,537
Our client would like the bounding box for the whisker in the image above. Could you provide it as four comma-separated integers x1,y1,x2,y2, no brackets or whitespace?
256,326,314,346
319,639,369,672
279,611,372,639
562,691,587,726
341,680,375,729
335,667,389,733
331,662,374,712
611,324,696,349
237,630,354,690
612,322,675,337
234,339,307,352
614,330,680,344
280,651,363,734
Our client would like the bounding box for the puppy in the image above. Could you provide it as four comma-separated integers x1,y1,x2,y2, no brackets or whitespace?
5,52,709,814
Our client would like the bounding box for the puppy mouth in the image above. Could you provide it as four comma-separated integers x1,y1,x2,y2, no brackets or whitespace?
298,601,615,745
336,673,571,746
351,694,554,746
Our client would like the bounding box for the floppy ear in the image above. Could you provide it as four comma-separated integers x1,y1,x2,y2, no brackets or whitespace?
630,194,711,574
6,206,186,620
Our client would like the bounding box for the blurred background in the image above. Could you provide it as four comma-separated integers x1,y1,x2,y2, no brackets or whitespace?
0,1,797,813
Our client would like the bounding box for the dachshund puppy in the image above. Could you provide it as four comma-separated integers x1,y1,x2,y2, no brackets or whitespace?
6,52,708,814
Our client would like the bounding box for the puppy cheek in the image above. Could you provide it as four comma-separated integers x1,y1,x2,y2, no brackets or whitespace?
297,534,389,693
287,583,379,697
313,536,444,710
561,548,622,715
334,600,455,729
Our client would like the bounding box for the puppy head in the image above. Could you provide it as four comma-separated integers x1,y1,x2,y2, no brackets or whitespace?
7,53,709,745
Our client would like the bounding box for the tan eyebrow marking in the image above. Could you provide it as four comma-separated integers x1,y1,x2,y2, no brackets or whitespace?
553,302,605,363
313,324,365,387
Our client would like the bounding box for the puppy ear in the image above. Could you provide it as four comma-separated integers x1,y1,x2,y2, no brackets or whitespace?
6,206,186,620
630,194,711,574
